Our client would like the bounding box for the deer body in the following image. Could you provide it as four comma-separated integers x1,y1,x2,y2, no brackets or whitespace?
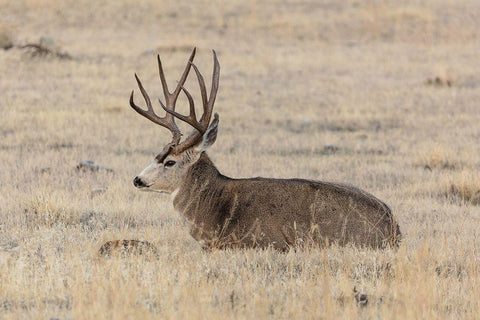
127,48,401,251
172,153,400,250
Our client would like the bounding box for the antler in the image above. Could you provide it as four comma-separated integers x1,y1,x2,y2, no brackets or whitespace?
129,48,220,156
167,50,220,154
130,48,196,146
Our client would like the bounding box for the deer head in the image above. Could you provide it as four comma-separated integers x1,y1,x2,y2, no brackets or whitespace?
130,48,220,193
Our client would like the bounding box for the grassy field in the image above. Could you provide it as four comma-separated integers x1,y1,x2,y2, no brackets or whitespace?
1,0,480,318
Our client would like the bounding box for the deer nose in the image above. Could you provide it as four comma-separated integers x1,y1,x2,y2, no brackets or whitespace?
133,176,146,188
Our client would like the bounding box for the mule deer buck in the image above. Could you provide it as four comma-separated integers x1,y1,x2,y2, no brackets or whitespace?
128,48,401,251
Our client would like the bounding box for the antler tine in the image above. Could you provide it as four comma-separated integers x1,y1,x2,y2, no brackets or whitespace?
130,74,165,126
156,55,171,103
172,48,196,98
189,50,220,126
169,50,220,154
134,73,154,112
207,50,220,121
158,48,196,108
159,85,204,133
130,74,181,143
190,62,208,119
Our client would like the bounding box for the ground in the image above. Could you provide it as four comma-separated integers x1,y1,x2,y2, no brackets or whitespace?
1,0,479,318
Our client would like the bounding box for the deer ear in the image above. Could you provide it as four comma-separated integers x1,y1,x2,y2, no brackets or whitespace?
196,113,219,152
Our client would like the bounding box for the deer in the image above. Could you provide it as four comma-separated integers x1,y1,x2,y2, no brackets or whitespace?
121,48,401,252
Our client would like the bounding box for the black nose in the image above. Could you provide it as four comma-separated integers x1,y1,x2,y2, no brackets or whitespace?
133,176,146,188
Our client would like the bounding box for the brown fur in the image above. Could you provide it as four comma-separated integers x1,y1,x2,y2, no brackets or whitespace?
173,153,401,251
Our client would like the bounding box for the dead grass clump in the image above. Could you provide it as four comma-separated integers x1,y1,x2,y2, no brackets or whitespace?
425,67,456,87
23,191,109,229
350,261,394,281
416,145,461,170
79,211,107,231
336,287,371,307
20,43,72,59
441,171,480,205
425,76,454,87
19,36,72,59
98,240,159,257
76,160,114,173
24,190,76,227
435,262,467,280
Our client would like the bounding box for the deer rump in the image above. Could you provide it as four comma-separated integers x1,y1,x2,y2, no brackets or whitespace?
173,154,401,251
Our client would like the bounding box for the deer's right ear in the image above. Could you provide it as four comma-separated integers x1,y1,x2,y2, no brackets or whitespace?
196,113,219,152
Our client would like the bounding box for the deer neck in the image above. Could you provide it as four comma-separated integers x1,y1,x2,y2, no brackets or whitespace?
172,153,225,221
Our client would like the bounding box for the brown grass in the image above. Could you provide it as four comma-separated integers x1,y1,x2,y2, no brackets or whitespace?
441,171,480,205
416,144,462,170
1,0,480,318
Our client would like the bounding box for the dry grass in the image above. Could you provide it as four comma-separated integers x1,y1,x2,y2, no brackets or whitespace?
415,144,463,170
1,0,480,318
441,170,480,205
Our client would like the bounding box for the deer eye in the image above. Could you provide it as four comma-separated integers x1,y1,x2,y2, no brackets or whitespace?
164,160,176,167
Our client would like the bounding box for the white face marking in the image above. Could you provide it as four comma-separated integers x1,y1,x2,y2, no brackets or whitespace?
138,162,158,181
134,149,202,193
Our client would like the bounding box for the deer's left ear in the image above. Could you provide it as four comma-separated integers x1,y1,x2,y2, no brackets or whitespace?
196,113,219,152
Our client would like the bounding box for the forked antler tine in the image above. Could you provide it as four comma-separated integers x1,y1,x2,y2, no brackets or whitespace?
130,74,181,142
159,85,203,133
157,48,196,107
189,50,220,126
